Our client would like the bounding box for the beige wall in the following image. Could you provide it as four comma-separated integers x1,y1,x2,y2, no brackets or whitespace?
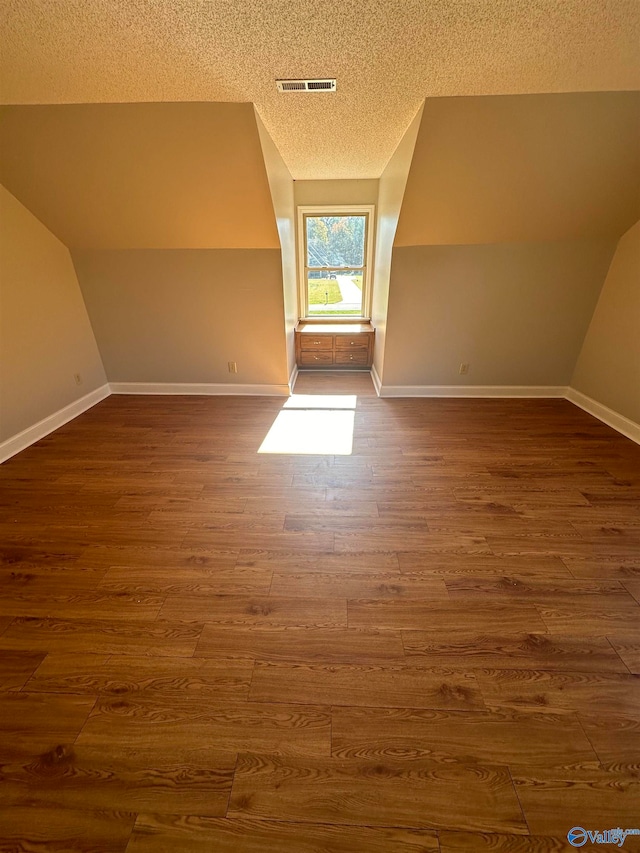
381,91,637,392
395,92,640,247
294,180,379,207
0,103,292,392
72,249,289,386
255,110,298,380
572,220,640,424
371,105,423,381
382,241,615,387
0,185,106,442
0,103,279,249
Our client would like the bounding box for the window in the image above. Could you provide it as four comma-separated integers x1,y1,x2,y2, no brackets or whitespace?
298,205,374,320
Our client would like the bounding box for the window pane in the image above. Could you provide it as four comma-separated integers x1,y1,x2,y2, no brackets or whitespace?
306,216,366,268
307,270,363,316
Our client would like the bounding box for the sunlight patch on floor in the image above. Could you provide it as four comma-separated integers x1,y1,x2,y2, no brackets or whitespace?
258,394,357,455
283,394,357,410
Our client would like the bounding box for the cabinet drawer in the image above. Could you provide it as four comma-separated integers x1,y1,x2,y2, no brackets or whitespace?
335,350,369,366
335,335,370,351
300,351,334,366
300,335,334,350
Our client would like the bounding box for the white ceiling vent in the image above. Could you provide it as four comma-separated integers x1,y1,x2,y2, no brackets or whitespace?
276,79,336,93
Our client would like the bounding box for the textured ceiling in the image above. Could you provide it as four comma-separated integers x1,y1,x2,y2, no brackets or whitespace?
1,1,639,179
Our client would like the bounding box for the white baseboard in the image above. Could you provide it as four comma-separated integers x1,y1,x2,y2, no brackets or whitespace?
3,381,636,465
566,387,640,445
0,384,110,464
375,382,639,444
378,384,567,399
109,382,290,397
370,364,382,396
288,364,299,394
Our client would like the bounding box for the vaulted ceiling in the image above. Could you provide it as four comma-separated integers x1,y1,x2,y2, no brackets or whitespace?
0,103,279,249
395,92,640,246
2,0,639,179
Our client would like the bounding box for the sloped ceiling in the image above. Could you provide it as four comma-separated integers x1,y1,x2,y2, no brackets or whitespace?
1,1,639,179
0,103,279,249
395,92,640,246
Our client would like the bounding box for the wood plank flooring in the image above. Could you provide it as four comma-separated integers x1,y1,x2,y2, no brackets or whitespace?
1,371,639,851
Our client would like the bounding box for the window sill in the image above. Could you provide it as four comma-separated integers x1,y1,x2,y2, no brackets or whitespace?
300,316,371,325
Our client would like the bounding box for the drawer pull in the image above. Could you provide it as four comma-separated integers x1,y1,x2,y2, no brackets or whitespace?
313,340,321,345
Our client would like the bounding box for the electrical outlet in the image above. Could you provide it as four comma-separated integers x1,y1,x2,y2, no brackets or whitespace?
74,373,83,385
459,363,469,375
228,362,238,374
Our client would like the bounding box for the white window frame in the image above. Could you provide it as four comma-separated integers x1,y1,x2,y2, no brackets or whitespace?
297,205,375,322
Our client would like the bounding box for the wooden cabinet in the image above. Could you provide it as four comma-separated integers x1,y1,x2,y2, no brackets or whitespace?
295,323,374,369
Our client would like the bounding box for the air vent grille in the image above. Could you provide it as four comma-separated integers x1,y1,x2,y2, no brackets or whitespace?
276,79,336,93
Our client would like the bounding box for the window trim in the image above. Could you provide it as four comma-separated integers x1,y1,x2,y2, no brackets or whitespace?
297,204,375,322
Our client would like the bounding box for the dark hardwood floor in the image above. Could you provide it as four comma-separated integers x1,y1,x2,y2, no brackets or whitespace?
1,371,639,852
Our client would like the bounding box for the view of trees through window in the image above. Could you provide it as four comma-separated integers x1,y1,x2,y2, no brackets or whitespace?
305,215,367,316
